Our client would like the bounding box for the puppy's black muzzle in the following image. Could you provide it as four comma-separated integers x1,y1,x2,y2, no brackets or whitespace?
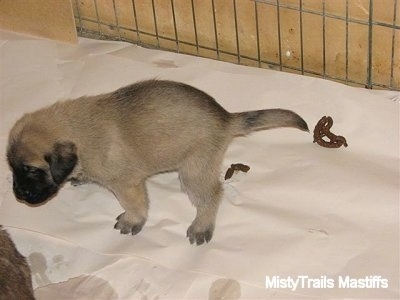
13,185,57,205
13,172,58,205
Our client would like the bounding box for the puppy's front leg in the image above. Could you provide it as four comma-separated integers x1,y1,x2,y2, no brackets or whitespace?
112,181,148,235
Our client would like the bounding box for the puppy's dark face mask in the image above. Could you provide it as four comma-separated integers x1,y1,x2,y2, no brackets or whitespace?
7,142,77,205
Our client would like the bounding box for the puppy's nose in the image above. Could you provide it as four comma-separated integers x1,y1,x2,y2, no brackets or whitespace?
16,187,36,201
21,189,34,198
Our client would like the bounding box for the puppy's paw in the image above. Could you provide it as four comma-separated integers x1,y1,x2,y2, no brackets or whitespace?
186,224,214,245
114,213,145,235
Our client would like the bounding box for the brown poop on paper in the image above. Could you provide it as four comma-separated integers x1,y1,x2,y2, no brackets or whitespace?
313,116,348,148
224,163,250,180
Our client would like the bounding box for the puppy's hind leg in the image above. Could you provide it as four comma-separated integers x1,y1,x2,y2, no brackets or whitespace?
180,156,224,245
112,181,149,235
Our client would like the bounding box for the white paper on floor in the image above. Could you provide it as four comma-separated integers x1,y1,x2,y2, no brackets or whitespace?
0,30,399,299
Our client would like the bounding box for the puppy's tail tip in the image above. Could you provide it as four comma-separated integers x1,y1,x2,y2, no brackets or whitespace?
297,117,310,132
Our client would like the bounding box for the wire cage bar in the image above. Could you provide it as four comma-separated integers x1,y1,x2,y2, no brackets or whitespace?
73,0,400,91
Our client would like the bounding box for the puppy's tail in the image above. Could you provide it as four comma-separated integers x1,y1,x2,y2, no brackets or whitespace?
231,109,309,136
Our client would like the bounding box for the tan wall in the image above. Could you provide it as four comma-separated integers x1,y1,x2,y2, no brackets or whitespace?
0,0,77,44
1,0,397,89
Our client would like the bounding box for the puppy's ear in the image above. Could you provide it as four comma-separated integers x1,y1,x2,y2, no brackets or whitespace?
45,142,78,184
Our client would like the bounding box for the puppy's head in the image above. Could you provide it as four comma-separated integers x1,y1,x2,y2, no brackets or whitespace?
7,126,77,205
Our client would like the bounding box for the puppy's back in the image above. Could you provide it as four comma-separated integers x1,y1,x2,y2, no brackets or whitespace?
107,79,232,132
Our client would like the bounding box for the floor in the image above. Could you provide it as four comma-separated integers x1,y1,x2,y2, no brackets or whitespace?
0,29,399,299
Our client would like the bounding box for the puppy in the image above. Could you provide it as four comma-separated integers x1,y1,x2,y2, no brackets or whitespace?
7,80,308,245
0,227,35,300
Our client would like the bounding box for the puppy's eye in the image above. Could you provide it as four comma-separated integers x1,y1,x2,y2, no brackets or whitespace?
23,165,41,175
